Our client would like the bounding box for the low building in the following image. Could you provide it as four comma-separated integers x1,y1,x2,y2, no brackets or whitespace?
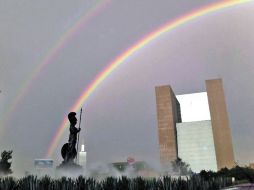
111,161,158,177
34,159,54,176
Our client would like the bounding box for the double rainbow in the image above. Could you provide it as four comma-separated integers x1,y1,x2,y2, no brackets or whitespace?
44,0,253,157
0,0,111,135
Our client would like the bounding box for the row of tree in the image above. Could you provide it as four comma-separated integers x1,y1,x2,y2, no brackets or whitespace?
171,157,254,183
200,166,254,182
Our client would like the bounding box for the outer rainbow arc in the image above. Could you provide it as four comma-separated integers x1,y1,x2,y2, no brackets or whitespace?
0,0,111,136
46,0,253,158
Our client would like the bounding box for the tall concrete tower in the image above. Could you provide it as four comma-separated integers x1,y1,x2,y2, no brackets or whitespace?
206,79,235,169
155,85,182,169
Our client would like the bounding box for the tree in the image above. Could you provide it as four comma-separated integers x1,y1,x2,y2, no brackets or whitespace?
199,170,217,180
0,150,13,175
200,166,254,182
222,166,254,182
171,157,192,175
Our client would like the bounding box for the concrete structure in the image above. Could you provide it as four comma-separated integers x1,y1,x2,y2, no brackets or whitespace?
176,121,217,172
155,79,235,172
155,86,181,169
206,79,235,170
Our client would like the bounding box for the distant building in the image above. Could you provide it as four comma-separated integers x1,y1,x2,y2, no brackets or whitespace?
111,161,157,177
34,159,53,168
79,144,87,168
249,163,254,169
155,79,235,172
34,159,54,176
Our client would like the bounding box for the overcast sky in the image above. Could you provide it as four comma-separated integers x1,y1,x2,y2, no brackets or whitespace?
1,0,254,176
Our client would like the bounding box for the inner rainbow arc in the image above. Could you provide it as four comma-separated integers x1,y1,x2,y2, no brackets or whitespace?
46,0,253,158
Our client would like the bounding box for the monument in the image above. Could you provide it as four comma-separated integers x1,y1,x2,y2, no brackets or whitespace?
57,110,83,175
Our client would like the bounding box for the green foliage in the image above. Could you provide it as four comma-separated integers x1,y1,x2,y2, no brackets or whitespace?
171,157,192,175
0,175,232,190
0,150,13,176
1,151,12,162
199,166,254,183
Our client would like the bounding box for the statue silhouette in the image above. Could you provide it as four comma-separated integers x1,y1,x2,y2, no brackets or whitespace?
61,112,81,163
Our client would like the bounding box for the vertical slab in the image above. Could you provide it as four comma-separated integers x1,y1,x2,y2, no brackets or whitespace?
206,79,235,170
155,85,181,169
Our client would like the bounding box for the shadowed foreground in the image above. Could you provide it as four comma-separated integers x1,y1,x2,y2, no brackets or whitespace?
0,175,232,190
